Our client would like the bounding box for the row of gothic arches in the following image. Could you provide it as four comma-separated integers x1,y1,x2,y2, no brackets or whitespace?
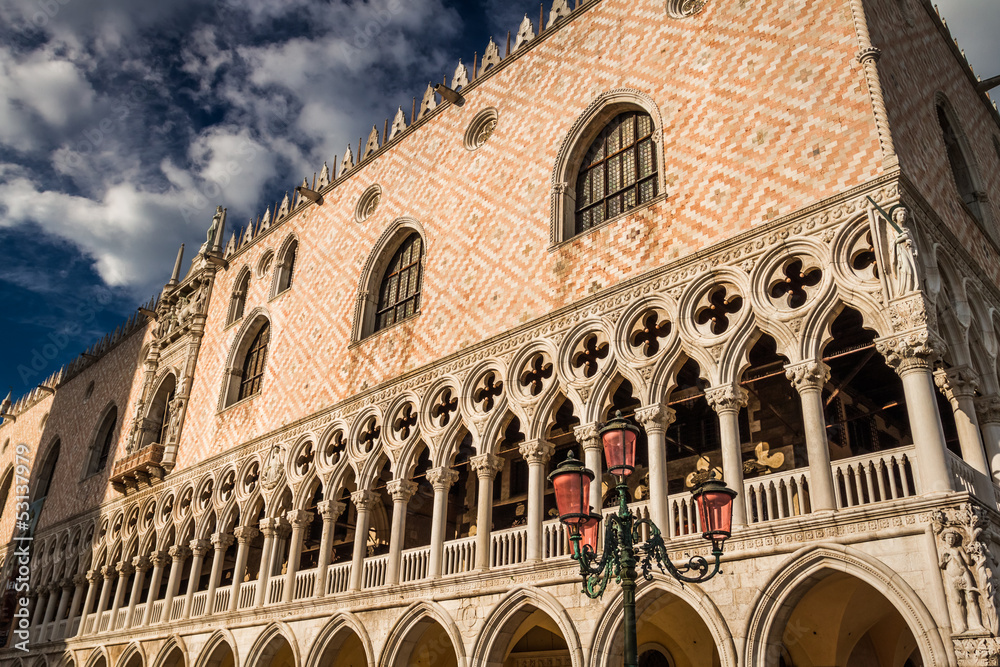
15,546,942,667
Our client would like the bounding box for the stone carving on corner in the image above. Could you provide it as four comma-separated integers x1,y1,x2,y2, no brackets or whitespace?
886,206,918,297
932,505,1000,648
261,444,286,491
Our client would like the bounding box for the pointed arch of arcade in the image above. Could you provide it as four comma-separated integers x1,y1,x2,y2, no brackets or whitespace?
55,653,75,667
588,575,738,667
116,643,146,667
244,622,300,667
379,600,467,667
193,629,239,667
150,636,188,667
84,647,110,667
742,543,950,667
304,612,375,667
470,586,584,667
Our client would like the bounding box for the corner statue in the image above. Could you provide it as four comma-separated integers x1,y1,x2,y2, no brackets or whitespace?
201,206,223,253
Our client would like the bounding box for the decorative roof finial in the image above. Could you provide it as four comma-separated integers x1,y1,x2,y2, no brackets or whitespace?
364,125,380,159
481,38,501,73
418,83,438,120
168,244,185,286
514,15,535,51
452,60,469,89
389,107,407,140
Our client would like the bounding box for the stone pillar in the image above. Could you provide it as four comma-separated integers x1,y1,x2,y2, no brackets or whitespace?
108,561,134,630
876,334,954,494
976,395,1000,483
93,566,115,624
77,570,100,635
574,424,603,519
786,360,837,512
385,480,418,585
68,573,87,632
254,519,278,608
282,509,314,602
349,490,376,591
636,404,677,535
705,384,749,528
50,579,72,640
427,467,460,578
125,556,150,628
182,539,210,618
141,552,169,627
38,585,57,640
161,545,190,622
470,454,504,571
228,526,258,612
315,500,345,598
935,367,990,481
519,439,554,562
205,532,233,616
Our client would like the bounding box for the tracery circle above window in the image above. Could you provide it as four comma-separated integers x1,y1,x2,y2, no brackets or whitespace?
464,108,498,151
355,185,382,223
575,111,658,234
665,0,707,18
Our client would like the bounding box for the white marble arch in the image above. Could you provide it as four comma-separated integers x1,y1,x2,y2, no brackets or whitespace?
150,636,188,667
304,612,374,667
242,622,299,667
192,630,238,667
116,643,145,667
588,574,738,667
742,543,951,667
470,586,584,667
379,600,467,667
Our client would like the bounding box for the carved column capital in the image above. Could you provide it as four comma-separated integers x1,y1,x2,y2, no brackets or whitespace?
975,396,1000,426
469,453,505,479
131,556,151,572
573,423,601,452
426,467,460,491
705,384,748,415
351,489,377,512
635,404,677,434
317,500,346,521
61,578,75,590
857,46,881,63
149,551,171,568
386,479,419,503
100,566,115,580
934,366,979,403
233,526,259,544
258,518,277,538
285,509,314,529
210,532,235,551
785,360,831,394
167,545,191,562
116,562,135,577
518,439,554,465
188,539,211,557
73,573,88,587
875,331,946,375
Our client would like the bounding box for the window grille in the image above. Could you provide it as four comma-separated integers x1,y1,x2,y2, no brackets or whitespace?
238,323,270,401
375,234,423,332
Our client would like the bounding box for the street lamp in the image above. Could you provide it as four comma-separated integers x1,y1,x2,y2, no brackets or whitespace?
548,410,737,667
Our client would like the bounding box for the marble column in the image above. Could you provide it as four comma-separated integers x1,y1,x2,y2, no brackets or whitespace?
315,500,345,598
573,423,603,519
349,490,376,591
283,509,314,602
50,579,72,640
124,556,150,628
427,467,460,578
93,566,115,627
205,532,233,616
705,384,749,527
636,403,677,534
182,539,211,618
77,571,100,635
161,545,190,622
976,395,1000,482
228,526,259,612
68,573,88,635
385,480,418,585
876,334,954,494
935,367,990,484
108,561,134,630
37,585,56,639
254,519,278,608
785,360,837,512
141,551,169,627
470,454,504,571
519,439,554,562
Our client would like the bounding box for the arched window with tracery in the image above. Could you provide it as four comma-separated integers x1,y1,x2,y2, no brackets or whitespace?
273,238,298,297
375,233,423,332
936,101,986,224
238,322,270,401
228,270,250,325
88,408,117,475
575,111,658,234
36,439,60,501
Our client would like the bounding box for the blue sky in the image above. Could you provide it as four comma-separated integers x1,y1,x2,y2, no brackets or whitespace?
0,0,998,398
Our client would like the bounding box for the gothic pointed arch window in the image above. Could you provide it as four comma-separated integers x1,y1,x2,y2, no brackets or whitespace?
222,314,271,408
228,269,251,325
272,236,298,297
936,98,988,225
87,407,117,475
550,90,664,243
352,218,428,341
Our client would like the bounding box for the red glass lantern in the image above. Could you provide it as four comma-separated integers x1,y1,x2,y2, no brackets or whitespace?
548,452,595,529
567,511,601,554
599,410,639,478
691,476,738,552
